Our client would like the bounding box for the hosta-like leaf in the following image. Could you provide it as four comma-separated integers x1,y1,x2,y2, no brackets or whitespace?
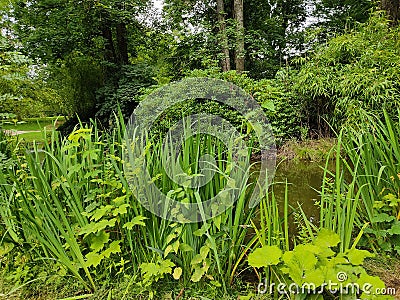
248,246,282,268
345,248,374,265
314,229,340,248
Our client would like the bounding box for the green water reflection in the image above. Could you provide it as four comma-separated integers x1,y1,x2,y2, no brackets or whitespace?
272,160,331,222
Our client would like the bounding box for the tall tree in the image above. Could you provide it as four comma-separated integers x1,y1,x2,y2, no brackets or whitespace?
217,0,231,71
11,0,153,124
244,0,307,78
312,0,374,35
233,0,244,72
163,0,307,77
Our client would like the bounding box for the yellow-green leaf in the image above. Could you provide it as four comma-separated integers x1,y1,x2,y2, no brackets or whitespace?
173,267,182,280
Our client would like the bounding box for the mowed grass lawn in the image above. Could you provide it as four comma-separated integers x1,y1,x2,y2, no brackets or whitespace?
1,117,65,143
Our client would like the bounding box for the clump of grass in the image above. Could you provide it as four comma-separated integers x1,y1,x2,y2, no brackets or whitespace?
278,138,337,162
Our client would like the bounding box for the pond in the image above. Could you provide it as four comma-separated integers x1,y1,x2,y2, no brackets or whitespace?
247,158,331,240
272,160,330,222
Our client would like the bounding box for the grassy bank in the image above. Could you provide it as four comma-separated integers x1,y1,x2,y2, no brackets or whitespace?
0,112,399,299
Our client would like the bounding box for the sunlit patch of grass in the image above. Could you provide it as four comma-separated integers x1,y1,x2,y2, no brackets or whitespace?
16,131,46,143
1,117,64,132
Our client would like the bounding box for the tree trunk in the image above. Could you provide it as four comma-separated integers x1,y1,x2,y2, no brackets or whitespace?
116,23,129,64
102,24,116,63
216,0,231,72
380,0,399,25
233,0,245,73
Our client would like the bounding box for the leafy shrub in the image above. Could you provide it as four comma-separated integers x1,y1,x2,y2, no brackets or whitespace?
249,229,386,299
95,63,156,126
185,69,303,143
0,129,17,172
292,13,400,131
0,35,52,119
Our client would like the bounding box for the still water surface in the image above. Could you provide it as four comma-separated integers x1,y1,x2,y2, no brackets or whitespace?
272,160,328,220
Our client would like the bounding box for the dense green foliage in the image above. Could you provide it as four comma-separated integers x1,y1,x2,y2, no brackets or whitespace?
341,110,400,254
2,0,400,298
0,119,256,295
291,13,400,131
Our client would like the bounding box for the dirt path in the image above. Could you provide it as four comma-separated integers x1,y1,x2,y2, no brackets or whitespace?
3,130,41,136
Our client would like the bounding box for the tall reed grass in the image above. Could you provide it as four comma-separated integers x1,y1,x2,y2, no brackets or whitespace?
0,115,263,292
341,110,400,251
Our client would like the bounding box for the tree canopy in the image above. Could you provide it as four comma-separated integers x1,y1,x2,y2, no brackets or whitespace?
0,0,399,136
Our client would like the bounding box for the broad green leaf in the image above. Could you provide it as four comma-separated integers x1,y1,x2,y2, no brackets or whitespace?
210,280,221,287
91,205,113,221
90,231,110,252
0,242,14,257
294,244,321,255
295,250,318,270
345,248,374,265
164,245,173,258
261,100,275,111
179,243,194,252
102,241,121,258
303,268,325,286
193,223,211,237
112,195,127,205
371,213,396,223
85,251,102,268
172,240,180,254
248,246,282,268
358,272,385,291
113,204,130,216
191,266,205,282
191,254,203,265
388,222,400,235
140,262,158,283
159,259,175,274
165,233,177,244
213,215,222,230
79,219,117,236
200,245,210,259
314,229,340,248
